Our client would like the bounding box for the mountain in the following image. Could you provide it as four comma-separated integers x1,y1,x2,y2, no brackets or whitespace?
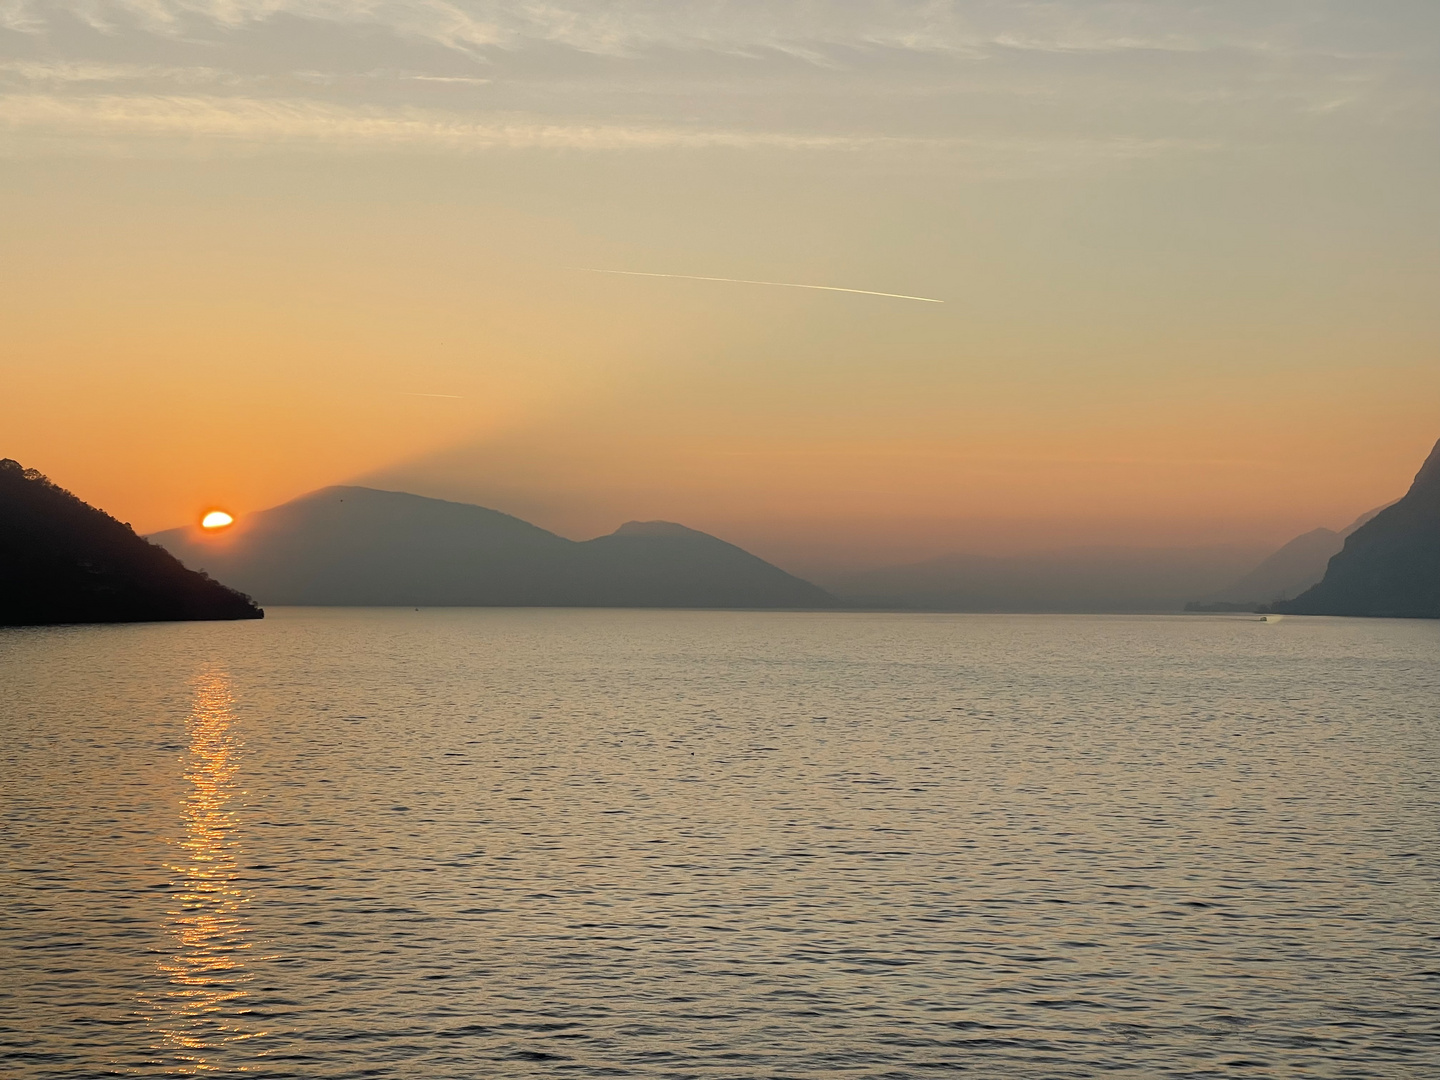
150,486,837,609
1204,527,1341,605
568,520,837,608
1194,505,1389,610
0,459,262,626
1275,439,1440,618
822,545,1265,613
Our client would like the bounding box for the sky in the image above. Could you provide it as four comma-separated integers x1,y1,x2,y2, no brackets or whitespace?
2,1,1437,573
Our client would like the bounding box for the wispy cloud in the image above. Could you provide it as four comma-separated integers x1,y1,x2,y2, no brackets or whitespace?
0,93,880,150
407,74,490,85
3,2,1424,159
0,60,232,85
3,0,1400,62
0,91,1219,170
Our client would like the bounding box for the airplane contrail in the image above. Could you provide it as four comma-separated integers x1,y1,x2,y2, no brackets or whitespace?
402,392,464,399
572,268,944,304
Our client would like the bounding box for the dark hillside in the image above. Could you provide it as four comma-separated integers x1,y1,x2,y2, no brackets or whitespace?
1275,439,1440,618
0,459,262,626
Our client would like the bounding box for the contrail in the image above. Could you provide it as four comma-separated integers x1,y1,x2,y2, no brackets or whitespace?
402,392,464,399
573,268,944,304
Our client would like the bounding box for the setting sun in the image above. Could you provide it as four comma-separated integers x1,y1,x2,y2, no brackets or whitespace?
200,510,234,530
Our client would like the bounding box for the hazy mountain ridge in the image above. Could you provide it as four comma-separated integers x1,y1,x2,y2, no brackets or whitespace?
1274,439,1440,618
139,439,1440,617
0,459,262,626
821,545,1267,613
151,486,837,609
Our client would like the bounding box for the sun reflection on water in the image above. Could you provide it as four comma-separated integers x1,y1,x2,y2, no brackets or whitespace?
146,670,262,1071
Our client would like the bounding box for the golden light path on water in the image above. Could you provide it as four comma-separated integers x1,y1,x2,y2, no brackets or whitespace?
145,670,262,1072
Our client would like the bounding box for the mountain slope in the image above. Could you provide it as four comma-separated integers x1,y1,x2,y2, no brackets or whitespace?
1199,505,1391,608
151,487,835,609
1275,439,1440,618
0,459,262,626
154,487,577,606
1201,527,1342,607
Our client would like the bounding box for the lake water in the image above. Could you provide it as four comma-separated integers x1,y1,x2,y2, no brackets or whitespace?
2,609,1438,1078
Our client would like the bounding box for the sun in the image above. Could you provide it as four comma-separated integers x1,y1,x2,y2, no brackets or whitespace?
201,510,235,531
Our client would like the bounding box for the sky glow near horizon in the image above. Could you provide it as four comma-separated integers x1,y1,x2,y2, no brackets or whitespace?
2,1,1437,570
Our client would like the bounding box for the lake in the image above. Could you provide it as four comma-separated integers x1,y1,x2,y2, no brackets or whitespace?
2,609,1438,1077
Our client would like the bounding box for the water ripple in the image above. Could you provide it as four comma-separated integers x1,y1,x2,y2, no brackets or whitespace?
1,610,1438,1078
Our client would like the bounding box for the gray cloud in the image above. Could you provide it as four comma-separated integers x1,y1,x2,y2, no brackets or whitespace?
1,1,1431,155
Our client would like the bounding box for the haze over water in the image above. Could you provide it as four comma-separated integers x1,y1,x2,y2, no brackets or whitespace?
3,609,1438,1077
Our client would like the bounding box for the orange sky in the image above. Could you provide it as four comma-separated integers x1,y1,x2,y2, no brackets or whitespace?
2,3,1437,571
